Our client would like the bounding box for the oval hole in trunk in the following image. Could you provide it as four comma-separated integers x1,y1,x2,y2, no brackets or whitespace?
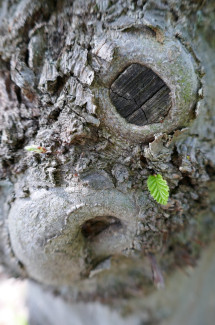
81,216,122,239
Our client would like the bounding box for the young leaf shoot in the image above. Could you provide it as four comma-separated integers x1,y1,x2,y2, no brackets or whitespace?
24,145,47,154
147,174,169,205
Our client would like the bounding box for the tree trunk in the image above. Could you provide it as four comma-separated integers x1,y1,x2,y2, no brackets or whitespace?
0,0,215,324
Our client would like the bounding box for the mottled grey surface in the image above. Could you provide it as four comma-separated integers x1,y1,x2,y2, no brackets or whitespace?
27,240,215,325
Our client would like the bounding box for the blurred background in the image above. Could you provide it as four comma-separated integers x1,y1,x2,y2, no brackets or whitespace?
0,241,215,325
0,267,28,325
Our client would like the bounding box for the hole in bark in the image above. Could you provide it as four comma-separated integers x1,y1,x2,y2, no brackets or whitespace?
14,85,22,104
81,216,122,239
24,48,29,67
178,175,193,187
55,76,67,94
170,8,179,22
110,63,172,126
205,164,215,178
171,146,182,167
140,155,148,167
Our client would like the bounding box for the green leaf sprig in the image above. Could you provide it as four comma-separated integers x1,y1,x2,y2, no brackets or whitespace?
24,145,47,154
147,174,169,205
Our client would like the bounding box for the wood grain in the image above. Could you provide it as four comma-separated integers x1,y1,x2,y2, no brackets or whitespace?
110,63,171,126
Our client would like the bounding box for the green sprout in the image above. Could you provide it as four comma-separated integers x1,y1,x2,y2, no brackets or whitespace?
147,174,169,205
24,145,47,154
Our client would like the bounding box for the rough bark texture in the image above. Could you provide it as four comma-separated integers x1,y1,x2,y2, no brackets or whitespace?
0,0,215,324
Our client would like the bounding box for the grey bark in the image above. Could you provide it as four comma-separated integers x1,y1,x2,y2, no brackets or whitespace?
0,0,215,324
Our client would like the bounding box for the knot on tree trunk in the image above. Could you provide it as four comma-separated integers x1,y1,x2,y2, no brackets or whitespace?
110,63,171,126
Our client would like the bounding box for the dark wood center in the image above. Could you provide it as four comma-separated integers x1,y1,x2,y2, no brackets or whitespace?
81,216,121,239
110,63,172,126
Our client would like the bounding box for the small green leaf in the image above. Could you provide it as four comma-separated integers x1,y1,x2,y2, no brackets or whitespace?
24,145,47,154
147,174,169,205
